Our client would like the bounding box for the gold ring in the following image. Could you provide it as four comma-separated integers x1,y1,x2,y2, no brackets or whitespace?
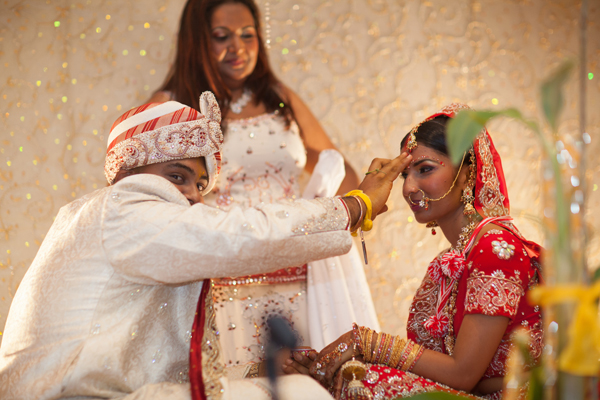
365,169,380,175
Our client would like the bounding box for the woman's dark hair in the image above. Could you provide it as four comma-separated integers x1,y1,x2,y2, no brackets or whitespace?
159,0,293,126
400,115,474,166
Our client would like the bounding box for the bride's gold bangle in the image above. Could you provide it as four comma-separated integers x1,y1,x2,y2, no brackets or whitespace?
388,337,406,368
404,343,424,372
364,328,375,362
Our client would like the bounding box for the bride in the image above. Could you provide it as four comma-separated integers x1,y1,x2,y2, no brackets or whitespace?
285,103,543,400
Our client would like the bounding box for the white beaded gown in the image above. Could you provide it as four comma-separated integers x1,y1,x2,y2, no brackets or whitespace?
203,112,380,369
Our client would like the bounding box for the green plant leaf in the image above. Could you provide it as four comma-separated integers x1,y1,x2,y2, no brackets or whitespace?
540,60,575,132
400,392,472,400
446,110,490,165
527,366,545,400
446,108,524,165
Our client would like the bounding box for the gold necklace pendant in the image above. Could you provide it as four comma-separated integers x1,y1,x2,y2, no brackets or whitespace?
453,218,479,253
444,217,480,355
444,281,460,356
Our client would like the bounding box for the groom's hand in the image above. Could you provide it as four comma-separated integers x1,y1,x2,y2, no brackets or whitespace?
357,152,412,218
282,349,318,375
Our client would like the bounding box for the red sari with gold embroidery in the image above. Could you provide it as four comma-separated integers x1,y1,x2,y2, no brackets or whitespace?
341,103,543,400
401,221,542,399
340,221,543,400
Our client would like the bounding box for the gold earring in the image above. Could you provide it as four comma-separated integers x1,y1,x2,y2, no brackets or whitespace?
462,150,477,216
426,221,438,235
462,188,476,216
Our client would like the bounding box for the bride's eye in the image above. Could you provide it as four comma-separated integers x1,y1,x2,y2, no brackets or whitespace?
419,166,434,174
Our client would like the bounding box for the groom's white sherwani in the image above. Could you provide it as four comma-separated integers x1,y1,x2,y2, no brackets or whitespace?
0,174,351,400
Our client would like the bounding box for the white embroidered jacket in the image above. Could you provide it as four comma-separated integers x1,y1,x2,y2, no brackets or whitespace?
0,174,351,400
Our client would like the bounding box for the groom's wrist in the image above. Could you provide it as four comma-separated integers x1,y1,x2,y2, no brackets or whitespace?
340,196,362,231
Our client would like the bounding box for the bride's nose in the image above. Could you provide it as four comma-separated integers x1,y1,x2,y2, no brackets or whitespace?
402,174,418,199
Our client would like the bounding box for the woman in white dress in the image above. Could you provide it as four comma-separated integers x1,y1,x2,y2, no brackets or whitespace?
150,0,379,372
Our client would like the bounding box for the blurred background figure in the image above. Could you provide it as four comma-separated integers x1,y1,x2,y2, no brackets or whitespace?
148,0,379,371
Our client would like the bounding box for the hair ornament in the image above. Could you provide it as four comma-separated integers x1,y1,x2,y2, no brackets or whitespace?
406,103,473,154
407,129,418,152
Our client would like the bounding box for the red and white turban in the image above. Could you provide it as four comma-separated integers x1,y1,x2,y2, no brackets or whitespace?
104,92,223,195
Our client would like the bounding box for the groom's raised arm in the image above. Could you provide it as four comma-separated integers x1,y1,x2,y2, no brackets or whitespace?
103,154,411,285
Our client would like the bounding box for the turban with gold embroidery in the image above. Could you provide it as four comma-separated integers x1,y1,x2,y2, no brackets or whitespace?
104,91,223,195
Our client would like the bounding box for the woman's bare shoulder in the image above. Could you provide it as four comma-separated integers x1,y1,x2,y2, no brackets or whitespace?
273,82,293,102
147,90,173,103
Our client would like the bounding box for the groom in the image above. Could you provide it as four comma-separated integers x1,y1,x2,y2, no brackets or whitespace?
0,92,411,400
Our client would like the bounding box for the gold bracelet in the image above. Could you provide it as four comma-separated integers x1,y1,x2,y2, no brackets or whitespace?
377,333,393,365
363,328,375,362
414,345,425,370
405,344,424,372
388,337,406,368
374,332,386,364
371,331,382,363
397,340,414,370
370,330,378,361
384,335,397,365
351,323,363,355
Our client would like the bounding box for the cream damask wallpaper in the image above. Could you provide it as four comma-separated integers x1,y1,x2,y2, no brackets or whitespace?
0,0,599,340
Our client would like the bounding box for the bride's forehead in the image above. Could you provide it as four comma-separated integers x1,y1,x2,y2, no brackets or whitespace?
409,145,449,161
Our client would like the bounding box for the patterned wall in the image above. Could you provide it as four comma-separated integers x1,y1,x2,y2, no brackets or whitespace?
1,0,599,340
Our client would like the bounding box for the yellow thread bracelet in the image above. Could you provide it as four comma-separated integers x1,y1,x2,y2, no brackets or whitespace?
344,190,373,233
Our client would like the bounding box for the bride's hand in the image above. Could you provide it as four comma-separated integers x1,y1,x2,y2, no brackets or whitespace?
357,153,412,219
308,331,356,388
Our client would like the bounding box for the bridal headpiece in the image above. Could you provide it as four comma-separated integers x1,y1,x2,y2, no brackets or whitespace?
405,102,509,218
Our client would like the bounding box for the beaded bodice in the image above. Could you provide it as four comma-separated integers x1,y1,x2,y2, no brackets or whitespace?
203,113,307,210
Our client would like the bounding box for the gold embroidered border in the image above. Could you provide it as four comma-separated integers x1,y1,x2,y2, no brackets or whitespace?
201,283,225,400
291,198,348,236
406,275,445,353
465,270,524,316
476,132,509,217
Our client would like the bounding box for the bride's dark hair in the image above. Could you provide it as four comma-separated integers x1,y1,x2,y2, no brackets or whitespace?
401,115,474,166
158,0,293,126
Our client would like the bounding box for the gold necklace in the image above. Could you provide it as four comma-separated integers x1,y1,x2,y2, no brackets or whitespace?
444,216,480,355
452,217,480,253
444,281,460,355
